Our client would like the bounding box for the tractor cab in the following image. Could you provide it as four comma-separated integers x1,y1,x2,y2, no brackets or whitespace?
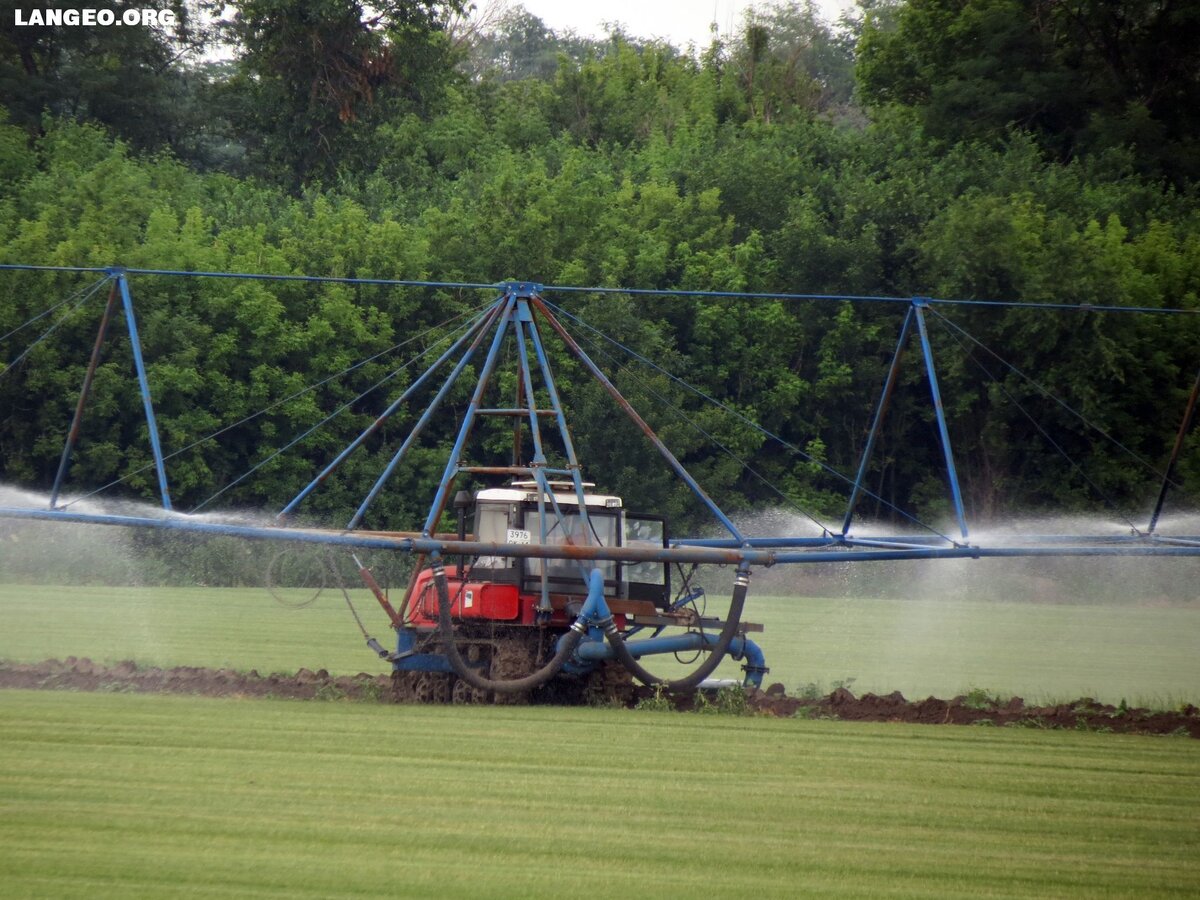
402,480,672,633
464,480,671,607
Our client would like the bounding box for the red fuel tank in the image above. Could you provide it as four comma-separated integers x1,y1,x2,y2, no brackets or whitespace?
414,575,521,621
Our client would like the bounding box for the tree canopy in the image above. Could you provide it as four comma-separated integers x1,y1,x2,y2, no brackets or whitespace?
0,0,1197,536
857,0,1200,183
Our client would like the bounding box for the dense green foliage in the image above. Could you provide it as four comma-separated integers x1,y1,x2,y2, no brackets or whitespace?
858,0,1200,184
3,690,1199,897
0,1,1197,534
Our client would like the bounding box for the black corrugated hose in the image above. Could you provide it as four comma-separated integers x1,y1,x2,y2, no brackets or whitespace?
432,560,582,694
603,565,751,691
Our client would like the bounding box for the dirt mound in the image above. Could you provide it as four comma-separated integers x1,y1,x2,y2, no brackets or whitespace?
1,659,1195,737
741,683,1200,738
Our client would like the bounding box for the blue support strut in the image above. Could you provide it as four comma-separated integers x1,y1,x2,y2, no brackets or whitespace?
523,299,601,592
349,300,507,530
525,302,596,541
116,273,172,510
422,294,518,535
512,309,552,611
279,298,503,521
913,301,967,540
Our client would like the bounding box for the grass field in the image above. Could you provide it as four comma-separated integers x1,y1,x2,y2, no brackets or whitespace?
1,582,1197,704
743,593,1200,705
3,582,1199,896
2,690,1198,898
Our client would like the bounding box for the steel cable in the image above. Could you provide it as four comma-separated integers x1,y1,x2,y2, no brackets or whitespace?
931,311,1144,533
543,300,955,544
0,274,112,343
59,300,489,510
928,307,1185,491
567,325,834,536
0,276,110,378
189,311,486,513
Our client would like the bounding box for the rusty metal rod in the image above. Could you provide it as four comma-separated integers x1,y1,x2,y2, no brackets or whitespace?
481,408,556,416
842,306,912,534
1148,365,1200,533
352,554,404,629
49,279,120,509
458,465,575,476
531,296,744,543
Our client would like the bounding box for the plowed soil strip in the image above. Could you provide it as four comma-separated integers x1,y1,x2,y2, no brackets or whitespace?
0,657,389,702
744,683,1200,737
2,657,1196,737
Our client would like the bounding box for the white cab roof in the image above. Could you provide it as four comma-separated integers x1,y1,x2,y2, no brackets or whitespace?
477,481,622,508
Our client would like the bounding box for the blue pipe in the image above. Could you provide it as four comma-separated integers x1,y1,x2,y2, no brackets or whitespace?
579,568,611,621
552,573,609,667
118,270,498,291
0,265,499,292
2,507,1200,562
116,274,172,511
678,536,843,549
679,532,1168,549
1152,536,1200,547
4,264,1199,315
575,632,769,688
544,284,1200,316
0,264,111,273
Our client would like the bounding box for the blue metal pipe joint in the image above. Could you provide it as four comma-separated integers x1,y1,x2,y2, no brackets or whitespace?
561,569,769,688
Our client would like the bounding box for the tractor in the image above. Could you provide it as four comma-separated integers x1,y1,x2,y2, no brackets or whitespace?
392,480,766,704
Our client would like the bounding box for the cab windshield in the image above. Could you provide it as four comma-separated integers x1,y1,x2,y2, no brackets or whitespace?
524,509,618,586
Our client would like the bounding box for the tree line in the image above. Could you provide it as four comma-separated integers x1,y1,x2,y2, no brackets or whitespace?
0,0,1197,537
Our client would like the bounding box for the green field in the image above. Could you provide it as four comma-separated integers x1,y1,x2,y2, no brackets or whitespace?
1,582,1197,704
743,593,1200,705
3,583,1199,896
2,690,1198,898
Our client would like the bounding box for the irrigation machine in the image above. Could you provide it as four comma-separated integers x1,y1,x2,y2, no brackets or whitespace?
1,265,1198,704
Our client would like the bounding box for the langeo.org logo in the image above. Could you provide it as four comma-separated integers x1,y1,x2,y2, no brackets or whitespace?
13,8,177,28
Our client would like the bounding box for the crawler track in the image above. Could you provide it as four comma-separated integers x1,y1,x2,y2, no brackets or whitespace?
390,626,636,706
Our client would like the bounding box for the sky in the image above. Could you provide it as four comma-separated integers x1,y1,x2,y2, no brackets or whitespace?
511,0,858,48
